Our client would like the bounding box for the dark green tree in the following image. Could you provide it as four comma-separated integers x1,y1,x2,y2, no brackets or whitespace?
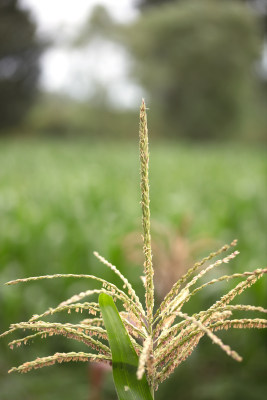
0,0,42,131
127,0,260,139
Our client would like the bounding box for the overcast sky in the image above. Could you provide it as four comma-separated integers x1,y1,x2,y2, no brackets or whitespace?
21,0,138,32
20,0,142,107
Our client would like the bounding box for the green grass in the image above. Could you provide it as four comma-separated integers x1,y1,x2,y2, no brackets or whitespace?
0,139,266,400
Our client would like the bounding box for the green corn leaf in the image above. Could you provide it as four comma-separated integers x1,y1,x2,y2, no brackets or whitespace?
99,293,153,400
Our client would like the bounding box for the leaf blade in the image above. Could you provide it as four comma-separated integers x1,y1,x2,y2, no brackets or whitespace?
99,293,153,400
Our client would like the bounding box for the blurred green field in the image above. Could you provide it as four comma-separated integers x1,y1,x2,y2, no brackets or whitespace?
0,139,266,400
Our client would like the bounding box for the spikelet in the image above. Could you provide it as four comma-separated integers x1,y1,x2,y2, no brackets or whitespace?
156,314,212,371
9,321,110,355
154,312,267,386
175,311,242,361
153,288,189,336
182,251,240,293
154,250,239,333
30,302,100,322
210,318,267,331
120,312,147,339
9,332,44,349
6,273,144,324
80,317,104,327
94,251,144,315
137,335,153,380
207,268,266,314
155,332,203,386
58,289,103,307
190,269,267,299
0,327,17,339
154,318,188,349
154,240,237,322
0,303,101,341
9,352,111,374
139,99,154,328
195,304,267,321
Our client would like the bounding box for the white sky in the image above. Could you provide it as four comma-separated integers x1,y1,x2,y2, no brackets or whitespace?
21,0,138,33
20,0,142,107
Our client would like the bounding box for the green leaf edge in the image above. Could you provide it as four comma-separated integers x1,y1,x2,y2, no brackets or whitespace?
99,293,153,400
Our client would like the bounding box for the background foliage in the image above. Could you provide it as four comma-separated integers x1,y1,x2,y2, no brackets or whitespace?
126,0,261,140
0,0,43,132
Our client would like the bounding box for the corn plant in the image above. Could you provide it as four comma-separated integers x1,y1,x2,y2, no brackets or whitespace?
1,100,267,400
